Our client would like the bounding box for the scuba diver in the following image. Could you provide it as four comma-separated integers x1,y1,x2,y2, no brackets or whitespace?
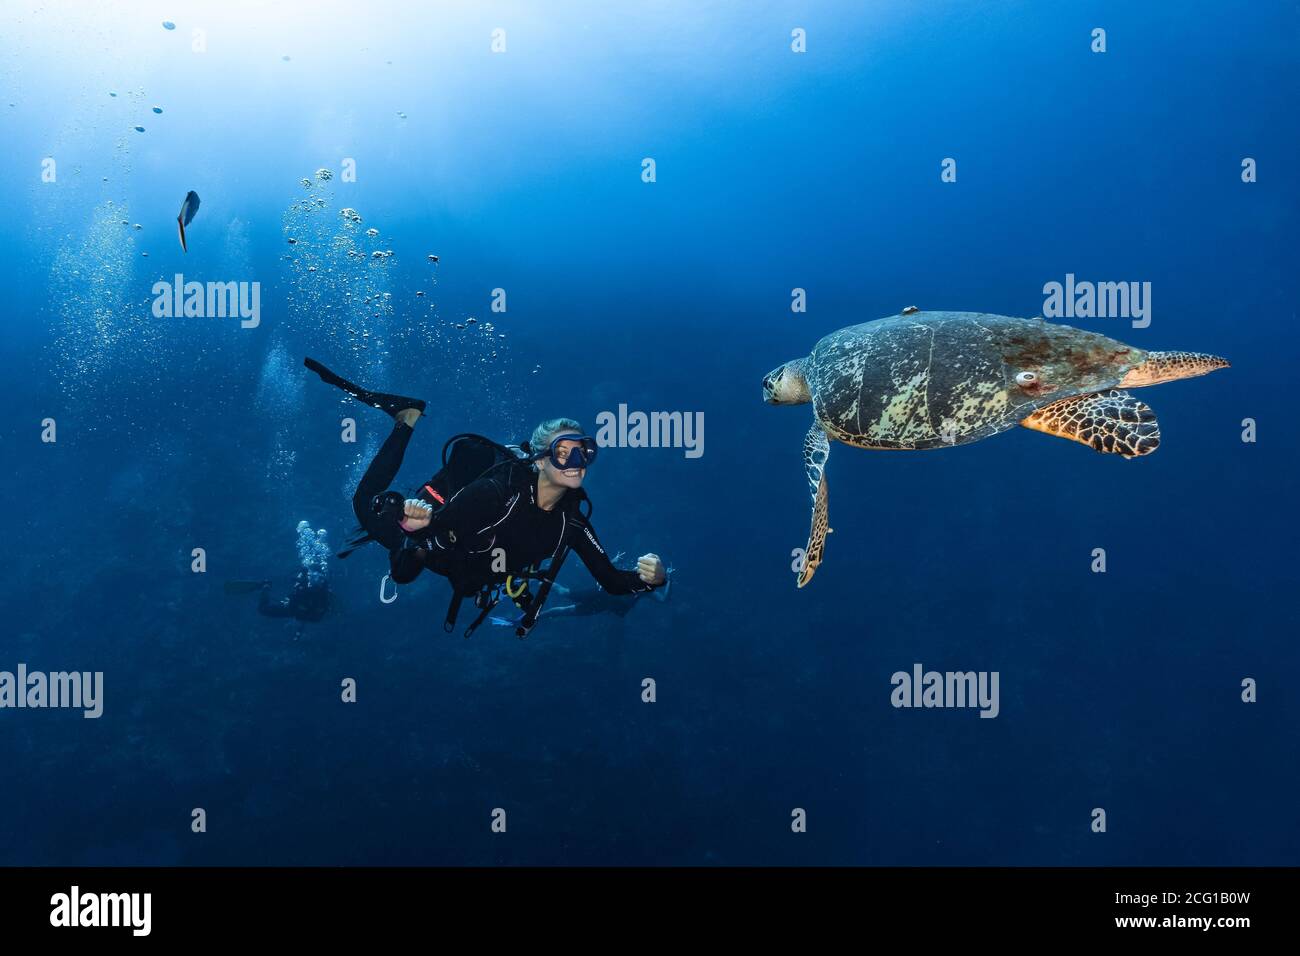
256,570,330,622
227,521,332,628
304,357,667,638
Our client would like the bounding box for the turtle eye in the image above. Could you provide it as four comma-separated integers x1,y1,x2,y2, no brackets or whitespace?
1015,371,1038,386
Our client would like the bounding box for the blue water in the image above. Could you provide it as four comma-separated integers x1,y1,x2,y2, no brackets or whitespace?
2,1,1296,865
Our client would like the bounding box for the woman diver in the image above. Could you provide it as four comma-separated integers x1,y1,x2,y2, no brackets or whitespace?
304,357,667,635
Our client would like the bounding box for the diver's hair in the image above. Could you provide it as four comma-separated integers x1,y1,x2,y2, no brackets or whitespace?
528,418,583,458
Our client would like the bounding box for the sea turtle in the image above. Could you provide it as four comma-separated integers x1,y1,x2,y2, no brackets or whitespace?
762,309,1229,587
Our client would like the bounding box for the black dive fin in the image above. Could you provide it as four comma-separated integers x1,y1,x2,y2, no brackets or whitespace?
304,357,426,418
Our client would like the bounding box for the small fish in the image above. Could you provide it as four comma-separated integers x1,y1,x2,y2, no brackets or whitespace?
176,190,201,252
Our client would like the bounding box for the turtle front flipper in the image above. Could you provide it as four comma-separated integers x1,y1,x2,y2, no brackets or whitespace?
798,424,831,587
1020,389,1160,458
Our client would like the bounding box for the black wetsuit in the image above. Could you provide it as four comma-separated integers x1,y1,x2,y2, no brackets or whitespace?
354,421,658,600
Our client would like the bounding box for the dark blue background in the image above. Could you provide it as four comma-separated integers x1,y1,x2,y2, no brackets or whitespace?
1,1,1295,864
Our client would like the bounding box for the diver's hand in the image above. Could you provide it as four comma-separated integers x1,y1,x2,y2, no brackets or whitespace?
637,553,666,586
399,499,432,532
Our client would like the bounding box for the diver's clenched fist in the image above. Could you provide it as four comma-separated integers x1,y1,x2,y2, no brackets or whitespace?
637,553,666,586
399,499,433,532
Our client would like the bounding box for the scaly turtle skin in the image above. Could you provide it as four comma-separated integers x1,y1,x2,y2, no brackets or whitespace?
763,309,1229,587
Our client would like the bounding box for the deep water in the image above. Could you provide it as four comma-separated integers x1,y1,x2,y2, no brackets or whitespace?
1,0,1297,865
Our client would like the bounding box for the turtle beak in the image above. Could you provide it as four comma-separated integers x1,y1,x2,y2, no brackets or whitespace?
1120,351,1229,388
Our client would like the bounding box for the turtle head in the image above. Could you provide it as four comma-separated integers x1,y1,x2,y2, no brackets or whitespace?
763,358,812,405
1118,350,1230,388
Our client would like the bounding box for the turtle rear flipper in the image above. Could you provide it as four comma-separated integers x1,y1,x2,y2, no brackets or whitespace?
798,424,831,587
1020,389,1160,458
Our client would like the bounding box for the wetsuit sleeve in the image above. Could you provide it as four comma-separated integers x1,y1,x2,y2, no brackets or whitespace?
569,518,658,595
389,476,511,583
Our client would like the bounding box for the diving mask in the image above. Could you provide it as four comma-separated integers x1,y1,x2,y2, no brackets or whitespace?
539,433,598,471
